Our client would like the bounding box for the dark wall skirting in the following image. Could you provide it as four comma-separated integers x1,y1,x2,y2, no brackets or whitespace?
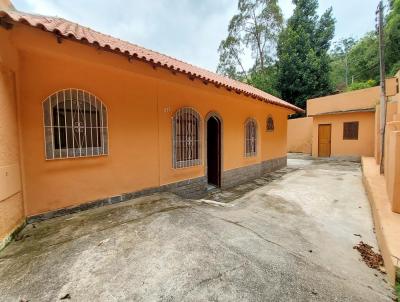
27,176,207,223
27,156,286,224
221,156,287,189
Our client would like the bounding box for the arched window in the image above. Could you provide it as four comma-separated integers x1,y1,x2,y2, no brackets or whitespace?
172,107,201,168
43,89,108,159
245,118,257,157
267,115,274,132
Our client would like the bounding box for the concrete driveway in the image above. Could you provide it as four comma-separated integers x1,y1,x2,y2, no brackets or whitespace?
0,155,396,301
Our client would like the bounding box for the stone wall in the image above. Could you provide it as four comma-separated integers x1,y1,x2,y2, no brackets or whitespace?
222,156,287,188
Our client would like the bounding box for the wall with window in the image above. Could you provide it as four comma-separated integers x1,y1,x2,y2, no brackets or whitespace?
311,112,375,158
0,29,24,246
156,79,289,186
18,54,161,216
11,24,291,216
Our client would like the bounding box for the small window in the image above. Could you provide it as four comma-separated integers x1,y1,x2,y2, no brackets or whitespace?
245,118,257,157
343,122,359,140
266,116,274,132
43,89,108,159
172,107,201,168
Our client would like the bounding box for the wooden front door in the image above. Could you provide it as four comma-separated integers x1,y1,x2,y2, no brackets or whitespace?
318,124,331,157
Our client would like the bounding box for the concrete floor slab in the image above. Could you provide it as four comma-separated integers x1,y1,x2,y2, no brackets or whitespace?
0,155,396,301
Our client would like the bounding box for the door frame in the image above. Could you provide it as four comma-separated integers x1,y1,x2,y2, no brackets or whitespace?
205,111,223,187
318,124,332,157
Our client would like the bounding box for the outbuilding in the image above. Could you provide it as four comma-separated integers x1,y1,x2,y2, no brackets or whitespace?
288,79,398,159
0,2,301,245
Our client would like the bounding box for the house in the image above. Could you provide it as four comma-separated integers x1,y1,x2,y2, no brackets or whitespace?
0,1,302,246
288,78,398,159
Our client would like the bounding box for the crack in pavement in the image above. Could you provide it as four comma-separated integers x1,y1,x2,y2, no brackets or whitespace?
180,264,246,299
189,206,370,288
191,207,304,261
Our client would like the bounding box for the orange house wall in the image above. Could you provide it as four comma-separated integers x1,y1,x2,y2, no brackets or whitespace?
10,25,291,216
287,117,313,154
0,29,25,244
311,112,375,157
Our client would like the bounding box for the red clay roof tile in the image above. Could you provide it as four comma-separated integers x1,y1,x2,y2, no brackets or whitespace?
0,9,303,113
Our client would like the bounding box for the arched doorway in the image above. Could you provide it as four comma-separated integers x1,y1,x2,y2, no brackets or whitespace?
206,115,222,187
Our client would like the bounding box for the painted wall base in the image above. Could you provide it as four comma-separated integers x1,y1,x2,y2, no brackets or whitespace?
27,156,287,223
27,176,207,223
222,156,287,188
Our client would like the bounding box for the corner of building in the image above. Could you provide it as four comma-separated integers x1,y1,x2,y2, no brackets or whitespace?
361,157,400,286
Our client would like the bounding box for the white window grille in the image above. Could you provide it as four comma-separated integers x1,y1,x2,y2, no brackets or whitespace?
172,107,201,168
43,89,108,160
245,118,257,157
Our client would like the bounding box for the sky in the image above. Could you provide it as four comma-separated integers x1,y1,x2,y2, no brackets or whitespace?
12,0,381,71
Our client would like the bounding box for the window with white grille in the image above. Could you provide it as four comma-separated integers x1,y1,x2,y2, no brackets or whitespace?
245,118,257,157
43,89,108,160
172,107,201,168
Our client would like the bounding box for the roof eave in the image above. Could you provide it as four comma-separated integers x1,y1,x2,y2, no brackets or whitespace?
0,10,303,113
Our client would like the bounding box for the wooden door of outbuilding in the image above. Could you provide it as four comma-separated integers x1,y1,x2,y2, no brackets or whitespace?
318,124,331,157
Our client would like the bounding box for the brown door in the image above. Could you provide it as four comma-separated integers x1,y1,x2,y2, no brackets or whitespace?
318,124,331,157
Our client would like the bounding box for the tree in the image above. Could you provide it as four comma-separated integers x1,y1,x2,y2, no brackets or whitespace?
247,65,280,96
328,0,400,92
385,0,400,75
347,32,379,82
329,38,356,91
328,33,379,92
276,0,335,110
217,0,283,88
217,35,247,80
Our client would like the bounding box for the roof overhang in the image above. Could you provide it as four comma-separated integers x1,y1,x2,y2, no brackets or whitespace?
308,107,375,117
0,9,304,114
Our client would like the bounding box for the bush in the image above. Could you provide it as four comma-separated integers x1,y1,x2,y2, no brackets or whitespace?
346,80,377,92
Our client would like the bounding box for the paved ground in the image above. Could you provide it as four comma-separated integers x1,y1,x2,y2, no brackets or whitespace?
0,155,396,301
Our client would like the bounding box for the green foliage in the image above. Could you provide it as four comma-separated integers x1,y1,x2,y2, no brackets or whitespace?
218,0,400,103
329,0,400,92
217,0,283,81
217,35,247,80
346,80,377,91
329,38,356,90
348,33,379,82
386,0,400,76
248,66,280,96
276,0,335,109
329,33,379,91
396,278,400,302
390,61,400,76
